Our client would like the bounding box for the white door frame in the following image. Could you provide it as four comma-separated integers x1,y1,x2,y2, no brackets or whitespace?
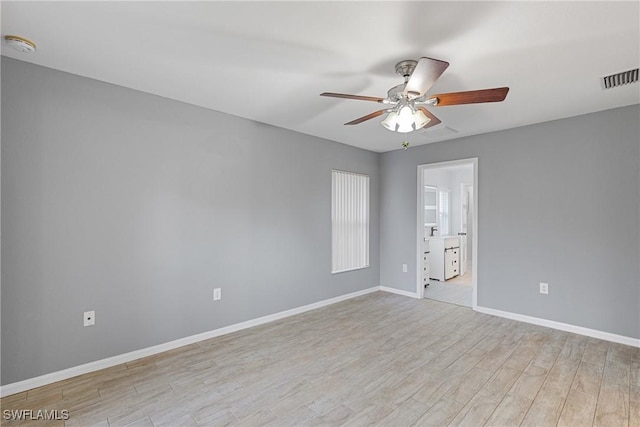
416,158,478,309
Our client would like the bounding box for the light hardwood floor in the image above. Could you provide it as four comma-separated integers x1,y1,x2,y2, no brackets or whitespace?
1,292,638,427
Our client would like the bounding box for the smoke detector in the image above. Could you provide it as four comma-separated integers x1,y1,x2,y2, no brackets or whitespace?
4,35,36,53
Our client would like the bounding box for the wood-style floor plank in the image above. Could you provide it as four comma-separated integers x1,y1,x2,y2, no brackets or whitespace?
594,359,631,427
1,292,637,427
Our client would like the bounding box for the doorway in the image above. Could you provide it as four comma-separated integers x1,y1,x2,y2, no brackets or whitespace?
416,158,478,308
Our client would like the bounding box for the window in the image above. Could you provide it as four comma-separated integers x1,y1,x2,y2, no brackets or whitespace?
438,189,450,235
331,170,369,273
424,185,437,226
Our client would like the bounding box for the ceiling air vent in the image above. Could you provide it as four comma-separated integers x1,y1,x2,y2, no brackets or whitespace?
602,68,639,89
419,126,459,139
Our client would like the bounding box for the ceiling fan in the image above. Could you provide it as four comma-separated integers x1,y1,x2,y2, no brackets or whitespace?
321,57,509,133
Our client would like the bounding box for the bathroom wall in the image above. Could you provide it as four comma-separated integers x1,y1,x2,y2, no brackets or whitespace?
423,165,473,236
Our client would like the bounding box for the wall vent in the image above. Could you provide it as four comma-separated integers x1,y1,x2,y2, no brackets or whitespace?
602,68,639,89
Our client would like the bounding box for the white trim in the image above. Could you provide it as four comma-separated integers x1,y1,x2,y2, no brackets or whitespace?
417,158,478,309
0,286,380,398
380,286,420,299
4,285,637,397
475,305,640,348
416,170,425,298
471,161,478,309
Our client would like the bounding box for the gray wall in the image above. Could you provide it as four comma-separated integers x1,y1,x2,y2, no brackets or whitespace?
2,56,638,387
381,104,640,339
1,58,380,385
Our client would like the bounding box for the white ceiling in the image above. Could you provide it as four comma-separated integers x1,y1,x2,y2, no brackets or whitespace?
2,1,639,153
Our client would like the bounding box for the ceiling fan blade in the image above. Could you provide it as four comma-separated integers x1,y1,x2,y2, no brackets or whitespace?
417,107,442,130
429,87,509,106
344,110,386,125
404,57,450,98
320,92,385,103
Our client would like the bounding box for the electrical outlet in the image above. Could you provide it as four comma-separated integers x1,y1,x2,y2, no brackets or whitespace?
213,288,221,301
402,264,408,273
539,282,549,295
83,310,95,327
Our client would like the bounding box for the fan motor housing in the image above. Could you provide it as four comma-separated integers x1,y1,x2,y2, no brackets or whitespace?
395,60,417,78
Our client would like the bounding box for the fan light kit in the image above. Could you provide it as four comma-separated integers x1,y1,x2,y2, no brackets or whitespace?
382,105,430,133
4,35,36,53
321,57,509,133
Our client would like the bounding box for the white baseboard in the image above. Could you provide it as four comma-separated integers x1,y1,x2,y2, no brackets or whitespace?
379,286,419,299
0,286,380,398
475,305,640,348
6,287,635,397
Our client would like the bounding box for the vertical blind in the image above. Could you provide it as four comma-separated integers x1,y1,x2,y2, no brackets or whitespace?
331,170,370,273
